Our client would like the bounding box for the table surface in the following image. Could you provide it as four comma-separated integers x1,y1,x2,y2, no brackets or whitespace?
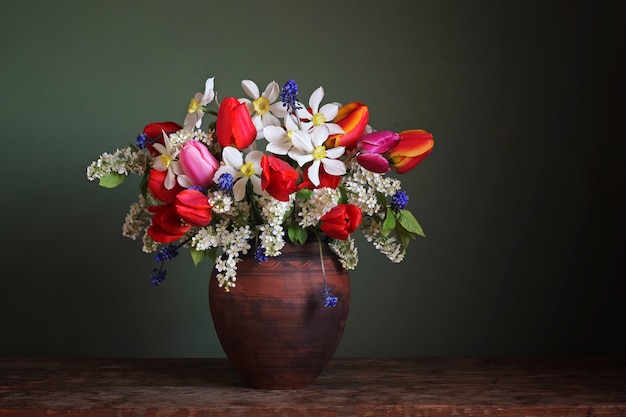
1,356,625,416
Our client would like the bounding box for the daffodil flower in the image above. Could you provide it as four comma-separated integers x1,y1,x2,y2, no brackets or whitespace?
212,146,264,201
240,80,288,139
288,125,346,187
152,132,190,190
263,114,300,155
296,86,344,136
183,77,215,131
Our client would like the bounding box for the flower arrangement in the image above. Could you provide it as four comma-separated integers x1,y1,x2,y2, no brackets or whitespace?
86,75,434,304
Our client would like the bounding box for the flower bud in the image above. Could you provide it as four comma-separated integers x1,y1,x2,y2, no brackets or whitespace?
387,129,434,174
179,140,220,189
216,97,257,150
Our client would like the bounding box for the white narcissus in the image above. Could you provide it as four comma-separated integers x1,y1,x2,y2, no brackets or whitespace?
183,77,215,131
263,114,300,155
288,125,346,187
152,132,190,190
296,86,344,136
212,146,264,201
240,80,288,139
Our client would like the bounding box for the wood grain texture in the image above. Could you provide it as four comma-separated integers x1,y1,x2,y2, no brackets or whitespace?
1,356,625,416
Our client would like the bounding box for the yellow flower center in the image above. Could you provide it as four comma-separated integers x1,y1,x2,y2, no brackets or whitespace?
312,112,326,126
286,130,295,141
187,97,201,114
240,161,255,177
313,145,327,160
253,96,270,115
159,154,173,168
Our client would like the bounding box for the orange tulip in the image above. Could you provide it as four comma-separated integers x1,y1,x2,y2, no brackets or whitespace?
325,102,369,151
387,129,434,174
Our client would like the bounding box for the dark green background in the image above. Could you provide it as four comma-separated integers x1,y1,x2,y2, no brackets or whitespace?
1,1,624,357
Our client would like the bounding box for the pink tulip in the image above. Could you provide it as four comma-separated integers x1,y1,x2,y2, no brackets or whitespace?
179,140,220,189
357,131,399,154
356,152,391,173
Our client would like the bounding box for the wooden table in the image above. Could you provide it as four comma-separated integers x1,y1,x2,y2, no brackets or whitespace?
1,356,625,416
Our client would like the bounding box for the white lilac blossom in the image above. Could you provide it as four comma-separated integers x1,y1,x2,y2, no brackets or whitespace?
86,147,149,180
122,194,156,240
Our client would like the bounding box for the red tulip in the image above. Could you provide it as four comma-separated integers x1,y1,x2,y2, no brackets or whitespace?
387,129,434,174
147,203,191,243
299,163,341,190
216,97,257,150
325,102,369,151
174,189,213,227
141,121,182,156
179,140,220,189
260,154,300,201
148,169,185,203
320,204,363,240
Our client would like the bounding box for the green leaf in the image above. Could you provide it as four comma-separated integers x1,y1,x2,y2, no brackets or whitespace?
190,248,206,266
288,223,308,245
295,188,313,201
395,225,413,251
99,173,126,188
381,208,396,237
396,209,426,237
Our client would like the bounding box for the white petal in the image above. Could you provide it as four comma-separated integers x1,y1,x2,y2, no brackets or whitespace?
310,125,330,147
250,175,264,196
309,86,324,113
260,112,281,128
264,125,287,143
177,174,193,188
325,122,345,136
233,178,248,201
321,158,346,176
262,81,280,102
152,143,167,155
222,146,243,169
241,79,260,99
201,77,215,104
266,141,292,155
290,130,314,153
246,150,264,168
325,146,345,159
307,160,321,186
269,101,288,118
319,102,339,121
288,149,314,167
164,169,177,190
213,166,239,183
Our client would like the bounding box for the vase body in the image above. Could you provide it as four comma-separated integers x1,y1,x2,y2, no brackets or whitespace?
208,237,350,389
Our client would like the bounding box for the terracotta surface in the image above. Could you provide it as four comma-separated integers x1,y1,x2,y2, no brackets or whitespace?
1,356,625,416
209,238,351,389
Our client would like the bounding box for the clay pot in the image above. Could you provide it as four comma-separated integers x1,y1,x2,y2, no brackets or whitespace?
209,236,350,389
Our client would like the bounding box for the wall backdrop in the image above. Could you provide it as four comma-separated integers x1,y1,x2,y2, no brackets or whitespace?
1,0,624,357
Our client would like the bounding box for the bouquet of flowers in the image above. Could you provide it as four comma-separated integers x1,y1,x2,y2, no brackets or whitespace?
86,76,434,301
